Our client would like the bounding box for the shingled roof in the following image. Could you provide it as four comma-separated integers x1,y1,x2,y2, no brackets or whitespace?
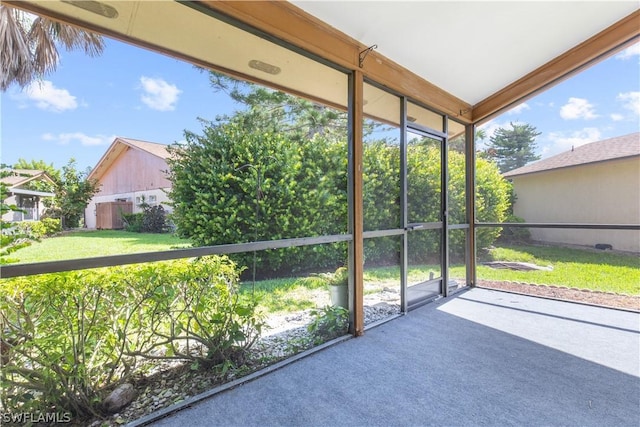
88,137,171,182
0,169,56,188
118,137,171,160
503,132,640,178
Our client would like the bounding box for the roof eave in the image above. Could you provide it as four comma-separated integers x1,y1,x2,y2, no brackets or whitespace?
504,154,640,178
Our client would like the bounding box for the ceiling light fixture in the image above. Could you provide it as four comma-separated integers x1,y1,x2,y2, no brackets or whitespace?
62,0,118,18
248,60,281,75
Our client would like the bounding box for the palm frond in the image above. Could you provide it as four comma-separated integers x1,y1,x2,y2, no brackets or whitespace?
0,5,105,91
48,20,104,57
0,5,33,90
28,16,59,77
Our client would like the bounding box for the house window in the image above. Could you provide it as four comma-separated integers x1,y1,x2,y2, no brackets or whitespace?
148,195,157,203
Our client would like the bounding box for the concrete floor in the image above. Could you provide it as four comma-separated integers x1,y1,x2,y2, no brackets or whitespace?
145,288,639,427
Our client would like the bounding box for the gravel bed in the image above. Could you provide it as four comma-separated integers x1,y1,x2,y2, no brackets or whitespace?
78,280,639,426
478,280,639,311
85,302,400,426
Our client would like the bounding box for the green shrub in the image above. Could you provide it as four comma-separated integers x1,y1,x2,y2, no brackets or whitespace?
498,214,531,243
141,205,168,233
167,117,347,275
475,157,511,249
307,305,349,345
15,220,45,239
0,272,128,417
0,256,260,418
40,218,62,236
13,219,62,240
122,212,144,232
123,206,170,233
169,113,510,272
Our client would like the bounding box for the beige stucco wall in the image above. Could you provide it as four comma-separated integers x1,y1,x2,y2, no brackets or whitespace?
510,156,640,253
1,193,50,222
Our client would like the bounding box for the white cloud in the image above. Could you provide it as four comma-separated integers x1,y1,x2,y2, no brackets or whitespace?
610,113,624,122
507,102,530,115
16,80,78,112
139,76,181,111
615,43,640,60
42,132,115,146
545,127,601,156
617,91,640,116
559,97,598,120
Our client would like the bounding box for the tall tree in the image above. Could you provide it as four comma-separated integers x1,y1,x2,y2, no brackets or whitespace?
0,5,104,90
48,159,99,229
485,122,541,173
13,158,60,189
13,158,60,179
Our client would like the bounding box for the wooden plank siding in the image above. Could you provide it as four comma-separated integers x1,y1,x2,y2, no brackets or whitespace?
95,147,171,196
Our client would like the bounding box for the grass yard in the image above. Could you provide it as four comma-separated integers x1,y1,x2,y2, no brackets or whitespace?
477,244,640,295
8,233,638,306
6,230,191,264
244,243,640,315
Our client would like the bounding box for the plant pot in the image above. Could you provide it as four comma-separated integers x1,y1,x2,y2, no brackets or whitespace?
329,284,348,309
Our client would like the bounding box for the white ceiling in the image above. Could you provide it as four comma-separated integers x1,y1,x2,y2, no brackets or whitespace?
291,1,639,106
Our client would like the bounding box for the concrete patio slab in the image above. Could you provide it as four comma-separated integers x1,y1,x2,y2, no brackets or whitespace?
148,288,640,427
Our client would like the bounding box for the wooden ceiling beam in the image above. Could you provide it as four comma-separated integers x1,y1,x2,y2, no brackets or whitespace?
472,9,640,124
194,1,473,122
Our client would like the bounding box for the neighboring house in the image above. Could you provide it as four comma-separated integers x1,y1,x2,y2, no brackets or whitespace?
0,169,56,222
85,137,172,229
504,132,640,253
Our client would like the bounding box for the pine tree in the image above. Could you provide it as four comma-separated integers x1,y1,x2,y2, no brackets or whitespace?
486,122,541,173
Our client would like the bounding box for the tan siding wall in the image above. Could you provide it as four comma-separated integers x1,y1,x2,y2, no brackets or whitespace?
511,157,640,252
95,148,171,196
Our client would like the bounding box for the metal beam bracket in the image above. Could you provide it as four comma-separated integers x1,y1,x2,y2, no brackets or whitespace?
359,44,378,68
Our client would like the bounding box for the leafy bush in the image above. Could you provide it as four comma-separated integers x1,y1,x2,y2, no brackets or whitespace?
475,158,512,249
122,206,168,233
13,218,62,240
168,115,347,275
40,218,62,235
498,214,531,243
122,212,144,232
307,305,349,345
169,103,510,272
13,220,46,239
0,256,261,418
141,205,168,233
0,184,35,262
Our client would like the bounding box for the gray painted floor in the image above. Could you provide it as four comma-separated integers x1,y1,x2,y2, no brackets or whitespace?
150,288,640,427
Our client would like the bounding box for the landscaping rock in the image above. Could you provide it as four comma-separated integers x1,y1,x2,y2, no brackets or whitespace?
482,261,553,271
103,383,137,413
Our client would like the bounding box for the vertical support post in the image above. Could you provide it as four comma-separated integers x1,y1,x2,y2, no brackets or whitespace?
399,97,408,313
442,117,449,297
465,124,476,286
351,70,365,336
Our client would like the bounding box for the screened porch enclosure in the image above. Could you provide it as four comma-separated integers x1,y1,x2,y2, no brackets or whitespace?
3,0,638,333
1,1,638,423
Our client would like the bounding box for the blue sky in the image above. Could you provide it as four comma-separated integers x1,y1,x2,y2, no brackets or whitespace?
478,42,640,156
1,35,638,171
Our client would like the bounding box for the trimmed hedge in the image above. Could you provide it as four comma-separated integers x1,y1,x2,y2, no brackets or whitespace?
168,119,510,274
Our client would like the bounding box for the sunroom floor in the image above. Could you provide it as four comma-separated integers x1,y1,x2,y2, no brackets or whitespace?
148,287,639,427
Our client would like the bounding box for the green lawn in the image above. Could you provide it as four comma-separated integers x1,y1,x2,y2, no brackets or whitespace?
476,244,640,295
7,230,191,264
8,233,639,298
